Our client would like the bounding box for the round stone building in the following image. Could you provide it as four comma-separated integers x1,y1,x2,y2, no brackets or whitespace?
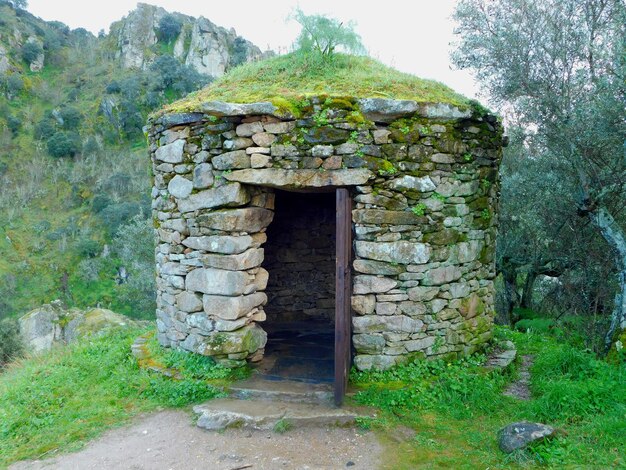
147,55,504,387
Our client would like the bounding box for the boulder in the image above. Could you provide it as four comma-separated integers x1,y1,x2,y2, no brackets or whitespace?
223,168,374,189
498,422,555,453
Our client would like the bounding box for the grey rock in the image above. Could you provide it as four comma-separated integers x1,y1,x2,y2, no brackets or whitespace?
355,241,430,265
223,168,374,189
212,150,251,170
353,275,398,294
419,103,472,120
196,207,274,232
358,98,419,123
263,121,296,134
236,122,264,137
270,144,299,158
353,260,404,275
250,154,271,168
498,422,555,453
405,336,436,352
176,291,204,313
353,315,424,334
251,132,276,147
353,334,386,354
223,137,254,151
354,354,400,371
193,163,214,189
421,266,463,286
186,268,249,296
177,183,249,213
388,175,436,192
311,145,334,157
155,140,185,163
202,293,267,320
183,235,253,254
407,286,439,301
168,175,193,199
372,129,391,144
198,101,278,117
351,295,376,315
201,248,264,271
157,113,205,128
187,312,215,333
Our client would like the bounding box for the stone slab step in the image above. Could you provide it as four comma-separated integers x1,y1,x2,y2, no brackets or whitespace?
193,398,362,431
229,377,334,405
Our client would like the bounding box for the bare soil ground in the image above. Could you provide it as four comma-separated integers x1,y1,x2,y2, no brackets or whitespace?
9,409,382,470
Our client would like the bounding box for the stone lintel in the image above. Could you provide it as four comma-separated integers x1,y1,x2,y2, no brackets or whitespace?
223,168,374,189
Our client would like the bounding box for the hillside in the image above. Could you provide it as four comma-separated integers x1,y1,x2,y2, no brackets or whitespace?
0,1,268,319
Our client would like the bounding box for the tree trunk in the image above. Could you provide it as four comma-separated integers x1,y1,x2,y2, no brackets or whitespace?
502,267,520,325
521,271,537,310
589,206,626,350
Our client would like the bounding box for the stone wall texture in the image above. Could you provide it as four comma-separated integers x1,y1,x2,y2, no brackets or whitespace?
147,97,504,370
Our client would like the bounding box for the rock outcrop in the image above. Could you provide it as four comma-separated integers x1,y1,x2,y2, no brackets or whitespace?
111,3,267,75
19,301,138,352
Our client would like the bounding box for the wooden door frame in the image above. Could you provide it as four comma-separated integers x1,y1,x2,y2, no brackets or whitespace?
334,188,352,406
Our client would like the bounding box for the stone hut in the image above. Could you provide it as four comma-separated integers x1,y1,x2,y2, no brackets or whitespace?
146,55,504,397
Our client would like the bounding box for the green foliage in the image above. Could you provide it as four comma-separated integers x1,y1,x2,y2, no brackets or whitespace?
20,41,42,64
411,203,426,216
0,327,229,466
46,131,80,158
156,13,182,44
163,52,472,116
0,318,22,367
58,106,82,130
292,9,365,56
273,418,292,434
229,36,248,68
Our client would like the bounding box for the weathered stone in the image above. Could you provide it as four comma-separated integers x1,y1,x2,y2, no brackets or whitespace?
421,266,463,286
449,282,471,298
176,291,203,313
388,175,436,192
236,122,264,136
193,163,214,189
353,334,386,354
352,209,426,225
353,259,404,275
246,146,270,155
458,294,486,319
498,422,555,453
199,101,278,117
372,129,391,144
183,235,253,254
251,132,276,147
250,154,271,168
187,312,214,332
418,103,472,119
201,248,264,271
196,207,274,232
168,175,193,199
224,168,373,189
157,113,204,128
355,241,430,265
358,98,419,122
322,155,342,170
223,137,254,151
376,302,397,316
353,275,398,294
353,315,424,334
354,354,401,370
311,145,334,157
186,268,249,296
271,144,299,157
405,336,436,352
263,121,296,134
212,150,251,170
178,183,249,213
351,295,376,315
202,293,267,320
335,142,359,154
155,140,185,163
303,127,349,145
407,286,439,301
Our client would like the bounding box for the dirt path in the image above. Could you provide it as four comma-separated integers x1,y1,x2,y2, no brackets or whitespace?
503,354,534,400
10,409,382,470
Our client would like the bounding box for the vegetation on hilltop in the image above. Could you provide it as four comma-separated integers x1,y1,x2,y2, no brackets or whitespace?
163,52,473,116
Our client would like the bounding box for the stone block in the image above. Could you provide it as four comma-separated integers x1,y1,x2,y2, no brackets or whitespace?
202,292,267,320
354,354,401,370
353,334,386,354
193,163,214,189
353,275,397,294
176,291,203,313
353,259,404,275
186,268,249,296
421,266,463,286
201,248,264,271
197,324,267,356
212,150,251,170
388,175,436,192
183,235,253,254
407,286,439,301
177,183,249,213
251,132,276,147
355,240,430,265
196,207,274,233
353,315,424,334
351,295,376,315
250,154,271,168
155,139,185,163
311,145,334,157
236,121,264,136
168,175,193,199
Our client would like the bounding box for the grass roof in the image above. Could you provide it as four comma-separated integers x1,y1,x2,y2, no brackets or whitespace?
162,53,473,116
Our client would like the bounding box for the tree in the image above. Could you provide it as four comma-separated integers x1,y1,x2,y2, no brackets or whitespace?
21,41,42,64
157,13,182,44
47,131,80,158
453,0,626,348
292,9,365,56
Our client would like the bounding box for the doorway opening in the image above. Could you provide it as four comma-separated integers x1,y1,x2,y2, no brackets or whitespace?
257,190,337,384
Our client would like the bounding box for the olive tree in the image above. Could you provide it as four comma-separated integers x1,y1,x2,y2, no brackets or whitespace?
453,0,626,348
292,9,365,56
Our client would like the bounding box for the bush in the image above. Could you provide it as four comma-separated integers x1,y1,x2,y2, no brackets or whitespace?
75,238,101,258
157,13,182,43
59,106,82,130
34,118,56,140
47,131,80,158
6,115,21,135
0,318,23,367
21,41,43,64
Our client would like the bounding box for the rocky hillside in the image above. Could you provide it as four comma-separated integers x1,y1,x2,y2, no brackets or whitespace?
0,0,269,319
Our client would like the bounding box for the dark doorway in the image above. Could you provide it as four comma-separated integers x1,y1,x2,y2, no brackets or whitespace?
258,190,337,384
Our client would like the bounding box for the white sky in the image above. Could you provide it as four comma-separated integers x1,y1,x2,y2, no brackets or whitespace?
26,0,481,100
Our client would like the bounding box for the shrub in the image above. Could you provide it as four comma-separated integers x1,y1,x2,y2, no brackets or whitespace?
47,131,80,158
59,106,82,130
21,41,43,64
157,13,182,43
6,115,21,135
34,118,56,140
0,318,23,367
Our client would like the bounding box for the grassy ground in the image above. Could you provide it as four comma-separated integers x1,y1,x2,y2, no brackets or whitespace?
351,326,625,468
163,52,473,116
0,326,244,468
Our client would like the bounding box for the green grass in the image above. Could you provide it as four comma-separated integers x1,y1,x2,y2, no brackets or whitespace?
351,326,625,468
0,326,234,467
162,52,473,116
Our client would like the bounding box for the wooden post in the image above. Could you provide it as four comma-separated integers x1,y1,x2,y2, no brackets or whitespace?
335,188,352,406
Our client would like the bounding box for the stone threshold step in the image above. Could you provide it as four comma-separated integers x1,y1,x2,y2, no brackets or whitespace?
194,398,362,431
229,378,334,405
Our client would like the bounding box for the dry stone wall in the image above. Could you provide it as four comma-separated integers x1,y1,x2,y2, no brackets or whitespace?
147,97,504,370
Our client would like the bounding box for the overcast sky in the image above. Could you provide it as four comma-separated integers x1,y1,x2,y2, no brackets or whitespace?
26,0,480,99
